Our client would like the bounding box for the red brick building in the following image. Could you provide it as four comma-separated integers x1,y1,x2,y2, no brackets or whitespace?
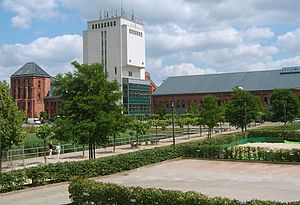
11,62,51,118
145,71,157,94
152,68,300,114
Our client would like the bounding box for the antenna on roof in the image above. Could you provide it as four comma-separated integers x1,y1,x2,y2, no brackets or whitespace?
131,0,135,20
121,0,124,17
106,7,109,18
99,10,102,19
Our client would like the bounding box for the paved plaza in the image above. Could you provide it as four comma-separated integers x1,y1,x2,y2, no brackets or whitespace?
98,159,300,202
2,159,300,204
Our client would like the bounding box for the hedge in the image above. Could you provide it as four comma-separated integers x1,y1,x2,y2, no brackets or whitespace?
69,178,300,205
1,132,300,194
247,130,300,142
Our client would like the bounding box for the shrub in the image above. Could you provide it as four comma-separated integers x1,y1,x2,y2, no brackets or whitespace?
69,178,298,205
247,130,300,142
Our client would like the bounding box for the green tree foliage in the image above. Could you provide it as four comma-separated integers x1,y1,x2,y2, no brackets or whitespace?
110,111,131,152
270,89,300,123
225,87,261,131
129,120,150,148
159,104,168,119
199,96,221,137
53,62,122,159
181,113,195,139
36,124,52,164
0,81,25,171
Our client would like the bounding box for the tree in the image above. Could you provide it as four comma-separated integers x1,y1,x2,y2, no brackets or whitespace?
182,113,194,139
110,111,131,152
0,81,25,171
36,124,52,164
225,87,261,131
159,104,168,119
53,62,123,159
129,120,150,148
199,96,221,137
270,89,300,124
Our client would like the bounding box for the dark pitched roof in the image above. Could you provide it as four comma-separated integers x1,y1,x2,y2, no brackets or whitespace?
153,69,300,96
11,62,51,77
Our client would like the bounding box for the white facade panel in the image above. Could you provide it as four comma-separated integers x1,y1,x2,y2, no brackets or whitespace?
83,16,146,89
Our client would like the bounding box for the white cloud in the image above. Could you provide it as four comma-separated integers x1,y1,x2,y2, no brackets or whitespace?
240,27,274,42
192,44,278,69
247,56,300,71
155,63,216,84
3,0,63,28
277,28,300,52
0,35,82,81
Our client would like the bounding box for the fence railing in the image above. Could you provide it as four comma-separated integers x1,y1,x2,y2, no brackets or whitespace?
1,125,232,166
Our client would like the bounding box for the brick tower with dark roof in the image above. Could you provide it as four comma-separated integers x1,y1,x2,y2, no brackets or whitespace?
10,62,51,118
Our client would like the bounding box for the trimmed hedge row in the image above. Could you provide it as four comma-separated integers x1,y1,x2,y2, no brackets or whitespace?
69,178,299,205
247,130,300,142
183,144,300,162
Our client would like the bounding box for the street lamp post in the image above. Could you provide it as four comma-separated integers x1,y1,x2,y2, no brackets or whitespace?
171,101,175,147
284,104,287,125
0,100,2,171
244,102,247,132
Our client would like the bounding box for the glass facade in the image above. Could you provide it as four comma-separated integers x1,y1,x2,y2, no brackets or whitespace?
123,77,151,115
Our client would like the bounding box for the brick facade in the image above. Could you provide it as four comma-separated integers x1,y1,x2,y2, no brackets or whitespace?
152,89,300,114
11,76,51,118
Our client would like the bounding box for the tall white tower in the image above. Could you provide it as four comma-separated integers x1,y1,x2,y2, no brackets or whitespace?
83,15,146,85
83,14,151,115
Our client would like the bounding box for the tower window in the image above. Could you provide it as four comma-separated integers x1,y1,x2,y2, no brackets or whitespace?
92,24,94,29
129,71,132,77
114,21,116,26
101,23,103,28
115,67,117,75
95,24,97,29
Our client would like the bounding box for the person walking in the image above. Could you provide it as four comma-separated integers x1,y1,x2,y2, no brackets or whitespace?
56,143,61,159
48,142,53,159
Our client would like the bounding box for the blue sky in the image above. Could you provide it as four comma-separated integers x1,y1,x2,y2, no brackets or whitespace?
1,0,300,85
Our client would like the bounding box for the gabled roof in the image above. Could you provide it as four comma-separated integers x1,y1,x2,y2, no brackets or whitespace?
153,69,300,96
11,62,51,78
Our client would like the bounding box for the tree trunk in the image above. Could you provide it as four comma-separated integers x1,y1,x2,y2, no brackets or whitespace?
89,142,92,159
188,124,190,139
82,144,85,158
43,139,47,164
0,146,2,172
136,133,139,149
113,134,116,153
155,126,158,145
93,143,96,159
200,125,202,137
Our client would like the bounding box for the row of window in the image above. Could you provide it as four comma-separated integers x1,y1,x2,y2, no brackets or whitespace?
92,21,116,29
129,104,150,112
13,79,40,88
129,29,143,37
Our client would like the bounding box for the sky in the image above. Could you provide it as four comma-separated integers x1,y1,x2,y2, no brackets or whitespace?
1,0,300,85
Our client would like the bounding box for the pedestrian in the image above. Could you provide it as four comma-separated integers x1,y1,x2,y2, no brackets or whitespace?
48,142,53,159
56,143,61,159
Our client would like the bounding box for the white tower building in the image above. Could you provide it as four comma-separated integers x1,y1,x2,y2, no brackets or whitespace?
83,16,146,84
83,14,151,115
